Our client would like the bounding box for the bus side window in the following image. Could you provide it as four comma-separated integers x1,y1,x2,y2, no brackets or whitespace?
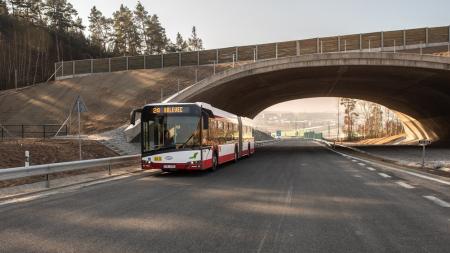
227,123,232,141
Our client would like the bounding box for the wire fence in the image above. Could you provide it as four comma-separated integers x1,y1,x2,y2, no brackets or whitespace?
55,26,450,80
0,124,68,140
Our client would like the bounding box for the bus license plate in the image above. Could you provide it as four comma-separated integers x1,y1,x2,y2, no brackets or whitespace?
163,164,176,169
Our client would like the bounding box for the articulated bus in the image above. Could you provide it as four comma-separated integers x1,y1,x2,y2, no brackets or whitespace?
131,102,254,172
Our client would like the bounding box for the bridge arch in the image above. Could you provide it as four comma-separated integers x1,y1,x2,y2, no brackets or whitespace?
167,52,450,143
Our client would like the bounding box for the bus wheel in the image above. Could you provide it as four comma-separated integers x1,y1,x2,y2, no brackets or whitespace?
211,153,218,171
234,148,238,163
248,143,251,157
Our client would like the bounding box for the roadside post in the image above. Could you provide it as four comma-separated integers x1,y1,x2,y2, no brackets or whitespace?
74,96,88,160
25,151,30,167
419,139,431,169
209,60,216,75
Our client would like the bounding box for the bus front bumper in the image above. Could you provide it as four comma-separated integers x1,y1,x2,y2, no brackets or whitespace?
142,160,203,171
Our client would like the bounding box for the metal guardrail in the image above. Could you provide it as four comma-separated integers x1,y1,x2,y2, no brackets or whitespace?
255,139,279,147
0,141,278,185
0,155,140,186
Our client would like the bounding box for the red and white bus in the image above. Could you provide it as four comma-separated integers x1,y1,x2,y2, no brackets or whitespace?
131,102,254,172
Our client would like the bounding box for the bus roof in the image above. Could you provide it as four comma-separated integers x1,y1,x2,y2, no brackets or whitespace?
143,102,253,126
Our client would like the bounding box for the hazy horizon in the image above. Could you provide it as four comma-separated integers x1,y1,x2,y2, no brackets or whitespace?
260,98,339,113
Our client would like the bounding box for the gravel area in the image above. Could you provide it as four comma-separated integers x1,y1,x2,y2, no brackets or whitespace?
0,139,118,169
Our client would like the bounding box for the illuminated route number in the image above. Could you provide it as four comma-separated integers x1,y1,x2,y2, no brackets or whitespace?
152,107,184,114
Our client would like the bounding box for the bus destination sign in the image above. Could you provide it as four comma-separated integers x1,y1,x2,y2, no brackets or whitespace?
152,106,186,114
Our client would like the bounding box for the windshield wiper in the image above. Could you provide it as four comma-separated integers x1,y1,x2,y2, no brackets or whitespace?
180,120,201,149
180,133,195,149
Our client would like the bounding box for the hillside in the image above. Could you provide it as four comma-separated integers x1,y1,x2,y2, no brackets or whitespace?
0,64,230,135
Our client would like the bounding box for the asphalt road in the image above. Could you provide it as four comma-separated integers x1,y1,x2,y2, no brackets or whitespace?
1,140,449,253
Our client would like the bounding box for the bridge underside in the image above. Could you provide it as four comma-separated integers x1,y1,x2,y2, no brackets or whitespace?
172,57,450,144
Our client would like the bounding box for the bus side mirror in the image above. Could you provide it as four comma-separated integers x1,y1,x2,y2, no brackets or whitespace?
202,114,209,129
130,108,142,125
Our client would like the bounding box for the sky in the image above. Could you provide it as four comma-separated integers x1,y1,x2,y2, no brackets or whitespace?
69,0,449,113
263,98,339,113
69,0,450,49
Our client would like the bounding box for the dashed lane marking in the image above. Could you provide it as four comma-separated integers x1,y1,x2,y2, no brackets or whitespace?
378,173,392,179
328,147,450,186
358,163,366,166
366,167,376,171
423,196,450,208
395,181,415,189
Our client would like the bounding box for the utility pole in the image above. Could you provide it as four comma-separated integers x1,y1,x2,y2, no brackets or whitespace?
14,69,18,89
77,99,81,160
336,98,340,145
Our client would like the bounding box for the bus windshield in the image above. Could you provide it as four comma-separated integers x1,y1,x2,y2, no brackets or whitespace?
142,114,201,153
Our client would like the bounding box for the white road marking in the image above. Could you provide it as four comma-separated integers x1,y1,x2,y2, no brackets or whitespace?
423,196,450,208
358,163,366,166
353,175,362,178
351,160,358,162
329,149,450,186
395,181,415,189
378,173,392,178
366,167,376,171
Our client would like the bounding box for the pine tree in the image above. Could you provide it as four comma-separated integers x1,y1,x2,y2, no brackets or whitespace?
175,32,188,52
7,0,43,23
369,104,383,138
0,0,8,15
145,14,167,54
134,1,151,53
112,5,126,54
101,17,114,53
72,16,84,34
112,4,141,55
89,6,104,48
9,0,30,19
29,0,45,24
188,26,203,51
164,38,177,53
44,0,78,32
340,98,358,140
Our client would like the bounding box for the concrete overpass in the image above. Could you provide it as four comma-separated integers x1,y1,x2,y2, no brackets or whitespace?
166,52,450,144
55,26,450,80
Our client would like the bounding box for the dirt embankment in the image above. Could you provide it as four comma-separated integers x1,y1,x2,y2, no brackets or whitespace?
0,64,231,135
0,139,117,169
